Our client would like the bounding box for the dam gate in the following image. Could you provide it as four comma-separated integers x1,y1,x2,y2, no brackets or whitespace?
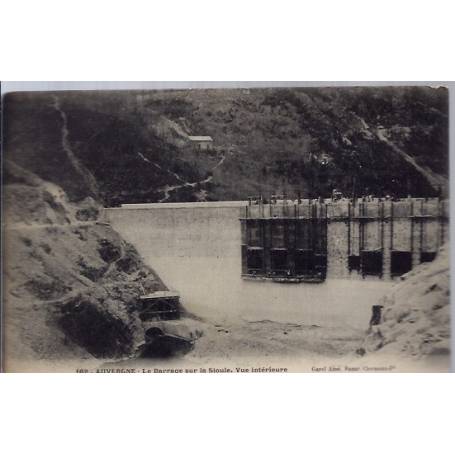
241,197,449,282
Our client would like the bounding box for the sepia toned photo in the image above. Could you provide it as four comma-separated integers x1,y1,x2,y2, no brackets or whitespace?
1,83,450,372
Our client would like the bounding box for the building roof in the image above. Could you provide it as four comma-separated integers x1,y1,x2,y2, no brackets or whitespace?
188,136,213,142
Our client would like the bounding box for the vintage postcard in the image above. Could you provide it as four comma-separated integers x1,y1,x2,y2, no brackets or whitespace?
1,84,450,372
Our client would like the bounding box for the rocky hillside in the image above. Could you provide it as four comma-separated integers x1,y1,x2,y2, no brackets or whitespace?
2,162,166,367
362,244,450,359
3,86,448,206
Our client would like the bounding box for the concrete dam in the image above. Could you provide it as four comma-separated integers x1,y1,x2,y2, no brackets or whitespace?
105,198,449,329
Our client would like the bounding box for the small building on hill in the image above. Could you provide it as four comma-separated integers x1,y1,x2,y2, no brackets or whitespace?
188,136,214,151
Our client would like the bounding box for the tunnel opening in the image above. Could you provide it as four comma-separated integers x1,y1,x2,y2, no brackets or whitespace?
139,326,194,358
348,255,361,272
391,251,413,277
420,251,437,264
360,250,383,277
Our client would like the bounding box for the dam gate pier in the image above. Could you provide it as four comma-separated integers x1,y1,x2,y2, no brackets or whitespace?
241,197,449,282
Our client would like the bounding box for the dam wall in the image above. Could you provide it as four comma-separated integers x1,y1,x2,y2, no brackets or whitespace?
106,202,258,321
105,199,449,329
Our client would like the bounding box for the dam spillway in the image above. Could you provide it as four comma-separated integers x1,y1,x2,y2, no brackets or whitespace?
105,198,449,329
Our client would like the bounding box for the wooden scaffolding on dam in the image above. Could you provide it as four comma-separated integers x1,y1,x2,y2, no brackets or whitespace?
240,197,449,282
240,198,329,282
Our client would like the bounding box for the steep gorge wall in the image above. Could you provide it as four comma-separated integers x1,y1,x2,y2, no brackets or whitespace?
2,164,166,371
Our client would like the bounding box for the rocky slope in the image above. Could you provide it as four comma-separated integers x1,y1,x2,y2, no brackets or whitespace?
2,162,166,368
3,86,448,206
362,244,450,358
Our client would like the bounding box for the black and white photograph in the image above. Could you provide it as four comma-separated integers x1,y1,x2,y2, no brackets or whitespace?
1,83,450,372
2,1,455,454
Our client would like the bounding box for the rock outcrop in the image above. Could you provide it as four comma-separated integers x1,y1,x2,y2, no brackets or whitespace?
3,163,166,366
362,244,450,358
